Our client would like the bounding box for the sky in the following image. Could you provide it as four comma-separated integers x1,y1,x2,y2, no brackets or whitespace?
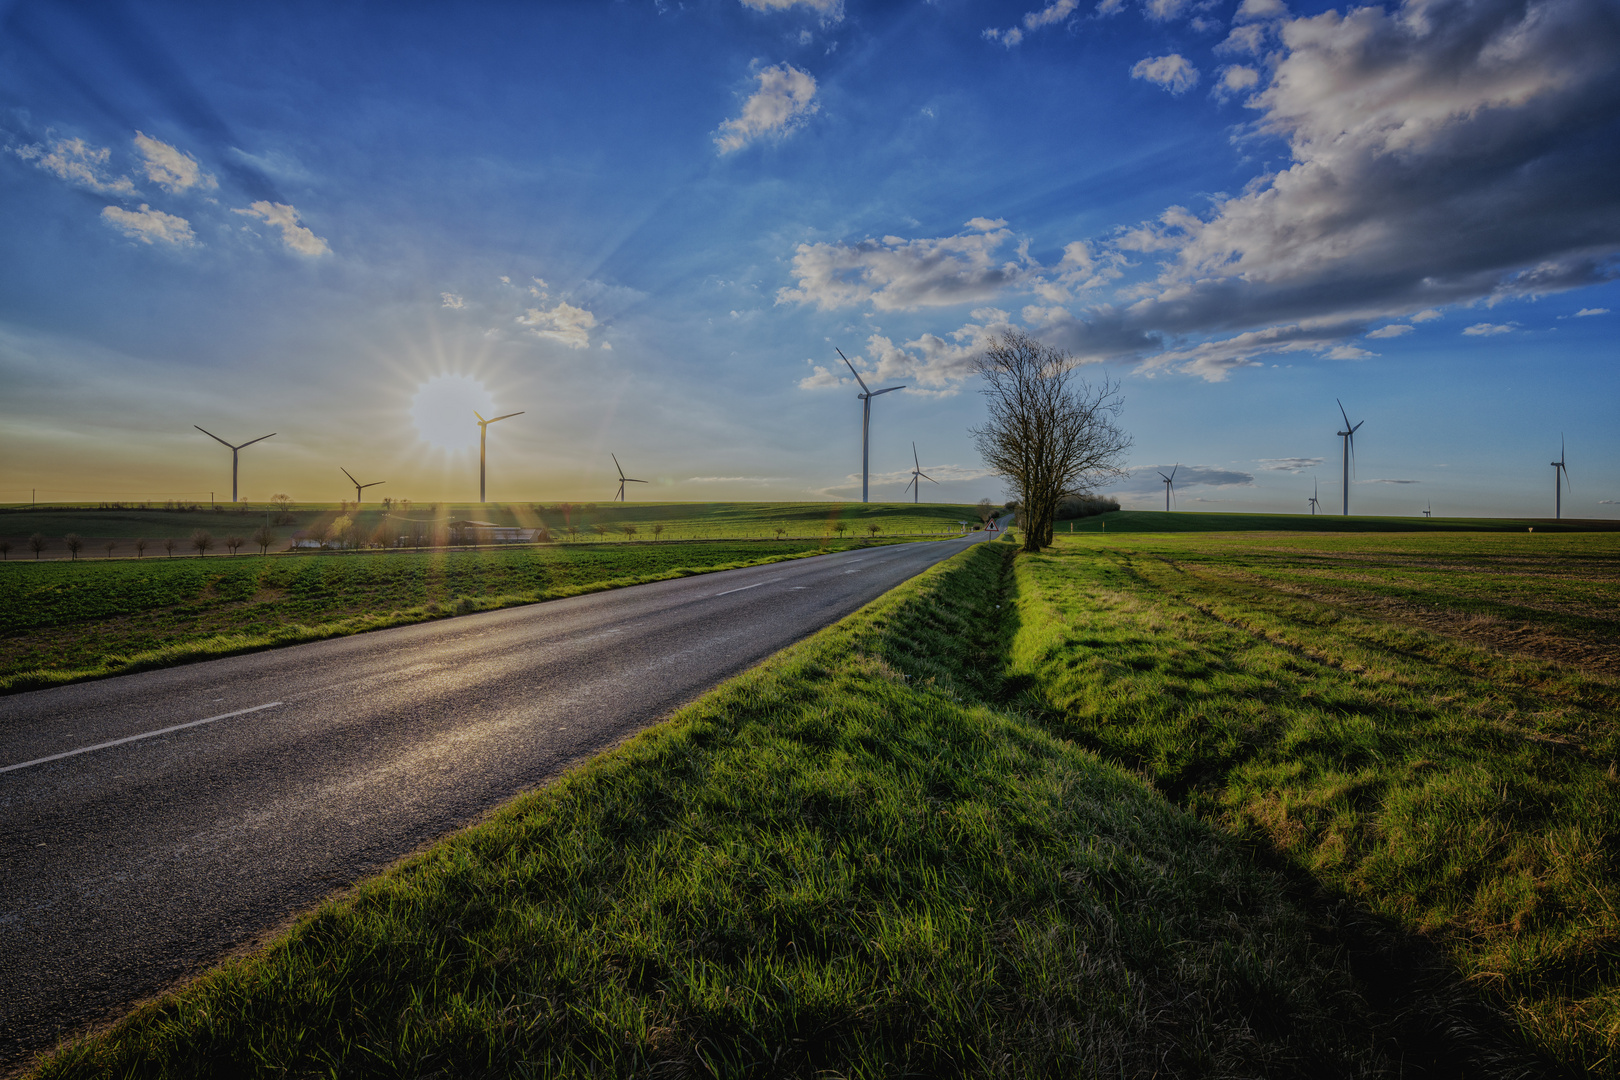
1,0,1616,516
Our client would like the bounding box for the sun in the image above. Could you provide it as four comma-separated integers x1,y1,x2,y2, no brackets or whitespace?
410,375,496,451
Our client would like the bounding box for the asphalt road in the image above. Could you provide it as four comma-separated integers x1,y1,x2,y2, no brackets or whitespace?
0,531,993,1068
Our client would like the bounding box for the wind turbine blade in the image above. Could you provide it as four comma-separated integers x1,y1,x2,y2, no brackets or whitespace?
341,467,359,485
238,433,276,449
836,348,871,394
1169,463,1178,482
921,472,938,484
194,425,233,448
473,410,486,423
1158,472,1170,482
869,385,904,397
913,442,920,469
1337,398,1352,429
612,453,625,479
489,411,524,423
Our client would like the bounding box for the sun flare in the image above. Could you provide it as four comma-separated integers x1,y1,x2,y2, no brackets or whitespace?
410,375,496,452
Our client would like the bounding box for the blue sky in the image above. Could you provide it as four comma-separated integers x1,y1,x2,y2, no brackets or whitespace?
2,0,1616,515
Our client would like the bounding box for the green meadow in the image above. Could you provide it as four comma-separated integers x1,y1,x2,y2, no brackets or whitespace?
0,539,893,694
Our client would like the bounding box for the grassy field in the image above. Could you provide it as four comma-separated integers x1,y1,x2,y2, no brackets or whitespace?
30,539,1412,1079
1056,509,1620,533
0,540,895,694
0,501,981,558
1006,527,1620,1072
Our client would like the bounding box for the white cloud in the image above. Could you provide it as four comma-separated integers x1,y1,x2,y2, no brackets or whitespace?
1131,54,1200,94
132,132,216,193
1363,478,1420,484
797,363,848,389
965,217,1008,232
714,63,819,154
1367,323,1414,338
1326,344,1374,359
1462,322,1514,336
777,226,1032,311
1142,0,1193,22
232,201,331,256
441,293,466,309
1410,309,1443,322
1215,23,1270,56
1234,0,1287,21
1574,307,1609,316
1214,65,1261,98
516,301,597,348
738,0,843,22
1110,464,1256,493
12,136,135,195
984,0,1079,46
1258,457,1324,472
100,204,195,246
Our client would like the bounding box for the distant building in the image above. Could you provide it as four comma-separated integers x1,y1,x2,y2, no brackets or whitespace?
448,519,541,543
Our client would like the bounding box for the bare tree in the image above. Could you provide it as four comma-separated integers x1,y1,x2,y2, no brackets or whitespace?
270,494,296,525
866,523,881,538
252,525,275,555
653,523,665,540
64,533,84,560
774,525,787,540
103,538,119,559
28,533,47,559
191,530,214,557
0,540,10,560
225,534,245,555
164,537,177,557
134,537,148,558
976,498,997,530
834,521,849,540
621,523,638,539
970,330,1131,552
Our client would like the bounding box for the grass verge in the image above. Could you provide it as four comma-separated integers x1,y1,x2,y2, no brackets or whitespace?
0,541,885,694
32,542,1394,1078
1006,532,1620,1074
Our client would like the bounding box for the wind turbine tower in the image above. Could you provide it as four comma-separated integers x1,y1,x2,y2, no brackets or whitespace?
1552,437,1569,520
195,426,275,503
904,443,938,504
1336,400,1363,516
837,349,905,502
612,454,648,502
1423,501,1432,518
341,468,385,504
1308,478,1320,515
474,409,524,503
1158,464,1178,511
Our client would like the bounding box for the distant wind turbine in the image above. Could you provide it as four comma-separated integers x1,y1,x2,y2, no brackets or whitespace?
1158,464,1178,511
1423,501,1432,518
341,467,385,504
903,443,938,504
1552,436,1570,520
837,348,904,503
612,454,648,502
1336,399,1363,516
195,426,275,503
474,409,523,503
1308,477,1320,515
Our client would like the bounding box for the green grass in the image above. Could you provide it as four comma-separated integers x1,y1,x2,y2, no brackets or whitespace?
0,501,981,553
1005,528,1620,1073
29,542,1399,1079
1057,509,1620,533
0,540,894,694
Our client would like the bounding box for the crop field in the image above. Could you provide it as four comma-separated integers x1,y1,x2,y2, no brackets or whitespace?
0,539,892,694
1008,527,1620,1072
0,501,980,558
1055,508,1620,533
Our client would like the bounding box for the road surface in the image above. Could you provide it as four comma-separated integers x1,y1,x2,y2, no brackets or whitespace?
0,531,993,1067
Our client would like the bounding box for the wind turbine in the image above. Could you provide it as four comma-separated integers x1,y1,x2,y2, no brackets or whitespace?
1552,436,1569,520
195,426,275,503
474,409,523,503
1336,399,1363,516
340,468,385,504
1158,464,1178,511
903,442,938,504
612,454,648,502
837,348,904,503
1308,477,1320,515
1423,501,1432,518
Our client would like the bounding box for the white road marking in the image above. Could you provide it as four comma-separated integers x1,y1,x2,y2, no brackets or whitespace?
713,581,765,597
0,702,284,775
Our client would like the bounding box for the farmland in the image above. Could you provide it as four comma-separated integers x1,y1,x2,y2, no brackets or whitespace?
0,500,982,559
0,539,900,693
